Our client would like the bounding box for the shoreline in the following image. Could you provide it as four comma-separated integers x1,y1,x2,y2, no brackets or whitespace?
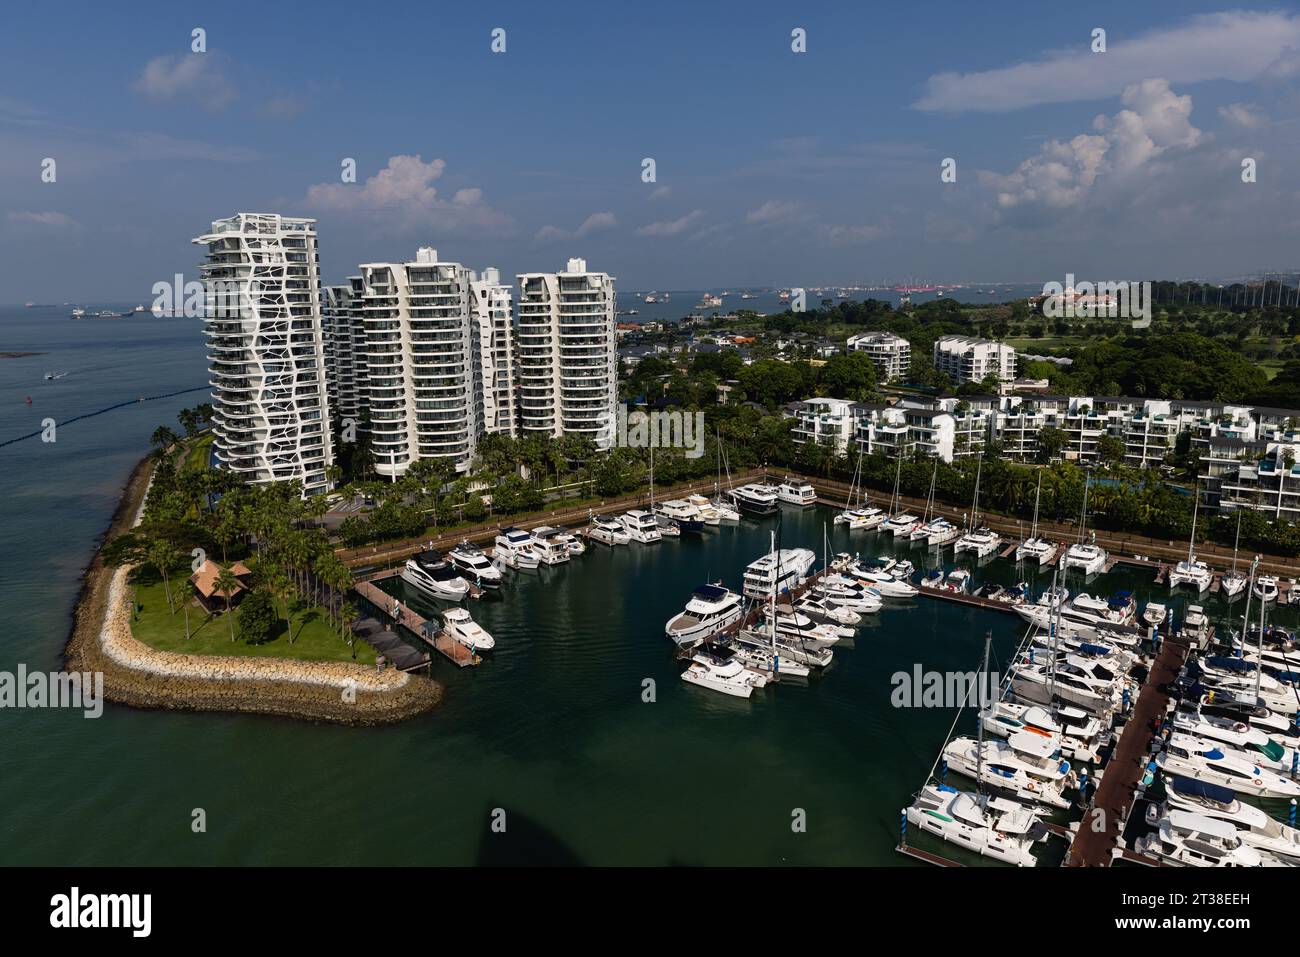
63,452,442,726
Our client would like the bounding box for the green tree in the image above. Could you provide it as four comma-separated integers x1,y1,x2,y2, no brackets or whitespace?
237,589,277,645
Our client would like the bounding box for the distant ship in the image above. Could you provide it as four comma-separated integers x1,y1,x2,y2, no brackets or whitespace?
644,294,658,304
44,371,67,380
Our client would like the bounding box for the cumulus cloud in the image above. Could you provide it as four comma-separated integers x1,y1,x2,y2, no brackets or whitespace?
745,200,804,225
915,11,1300,112
133,53,236,111
636,210,703,237
646,185,672,201
1218,102,1266,128
984,80,1202,213
304,154,512,237
533,212,616,243
7,210,79,228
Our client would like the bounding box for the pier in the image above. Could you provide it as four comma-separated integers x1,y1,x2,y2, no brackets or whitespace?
353,578,481,668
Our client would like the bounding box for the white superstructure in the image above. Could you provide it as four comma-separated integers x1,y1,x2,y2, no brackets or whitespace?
193,213,335,496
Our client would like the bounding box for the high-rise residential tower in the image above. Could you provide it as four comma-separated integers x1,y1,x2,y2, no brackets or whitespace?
470,267,517,438
322,281,368,434
193,213,334,496
516,258,617,447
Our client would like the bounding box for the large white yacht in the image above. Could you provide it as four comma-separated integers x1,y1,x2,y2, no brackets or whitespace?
587,514,632,545
529,526,573,565
1135,811,1264,867
400,551,471,601
941,731,1072,809
1157,734,1300,799
664,584,745,649
493,528,540,569
846,558,918,598
904,784,1045,867
620,510,662,544
954,526,1002,558
741,547,816,599
1154,776,1300,862
776,478,817,507
652,499,705,533
446,541,503,589
680,652,763,698
442,607,495,652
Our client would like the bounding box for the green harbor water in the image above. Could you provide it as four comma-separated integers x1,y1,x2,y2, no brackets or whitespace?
2,308,1294,865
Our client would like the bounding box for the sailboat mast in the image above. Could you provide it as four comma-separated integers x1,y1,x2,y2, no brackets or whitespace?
1187,483,1199,565
977,631,991,795
1255,563,1267,701
1231,511,1241,574
1079,473,1090,544
1030,472,1042,541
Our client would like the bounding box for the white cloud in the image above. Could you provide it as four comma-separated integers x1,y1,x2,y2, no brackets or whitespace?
533,211,616,243
1218,102,1266,128
7,210,79,228
636,210,703,237
133,53,236,112
915,11,1300,112
745,200,804,225
647,185,672,201
820,223,888,246
304,154,512,237
260,95,305,120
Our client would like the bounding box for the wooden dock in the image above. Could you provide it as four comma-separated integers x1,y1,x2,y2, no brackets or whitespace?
895,843,964,867
353,578,481,668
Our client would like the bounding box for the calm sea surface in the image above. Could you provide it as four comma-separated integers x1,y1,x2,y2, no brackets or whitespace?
0,302,1287,865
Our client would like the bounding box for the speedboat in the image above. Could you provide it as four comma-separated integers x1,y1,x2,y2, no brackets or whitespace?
943,568,972,593
1255,575,1280,603
1155,776,1300,862
664,584,745,649
493,528,540,569
681,653,762,698
954,526,1001,558
1135,811,1263,867
1015,537,1058,566
776,478,816,507
447,541,503,589
846,559,918,598
529,526,573,565
1142,602,1167,629
794,594,863,626
741,548,816,600
1157,733,1300,799
401,551,471,601
904,784,1045,867
653,499,705,533
588,514,632,545
1169,559,1213,593
941,731,1072,809
728,483,779,516
442,607,495,651
1062,542,1107,576
619,510,662,544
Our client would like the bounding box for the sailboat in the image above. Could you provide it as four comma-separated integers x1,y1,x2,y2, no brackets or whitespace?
910,460,960,547
954,456,1001,557
835,444,884,529
706,434,741,523
879,452,919,537
1220,512,1248,599
1015,472,1057,565
648,446,681,537
1061,472,1107,575
1169,483,1212,592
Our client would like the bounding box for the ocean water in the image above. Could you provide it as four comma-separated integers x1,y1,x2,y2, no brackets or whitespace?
0,303,1287,865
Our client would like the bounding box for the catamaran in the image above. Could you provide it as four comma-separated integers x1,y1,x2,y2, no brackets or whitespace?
709,436,742,522
1061,473,1107,575
1221,512,1248,598
979,700,1109,763
953,456,1001,558
1169,483,1213,592
904,783,1046,866
1015,472,1058,565
879,452,919,537
909,462,960,547
835,446,884,529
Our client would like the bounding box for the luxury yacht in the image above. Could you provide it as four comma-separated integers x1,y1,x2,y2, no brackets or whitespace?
1135,811,1264,867
493,528,540,569
941,731,1072,809
727,483,779,516
845,558,918,598
776,478,817,507
619,510,663,544
1009,658,1121,715
446,541,503,589
400,551,471,601
664,584,745,649
588,514,632,545
1172,709,1295,772
529,526,573,565
741,547,816,600
904,784,1045,867
653,499,705,532
680,653,762,698
954,526,1002,558
442,608,495,652
1155,776,1300,862
794,594,863,627
761,604,850,643
812,575,884,611
1157,734,1300,799
685,494,722,526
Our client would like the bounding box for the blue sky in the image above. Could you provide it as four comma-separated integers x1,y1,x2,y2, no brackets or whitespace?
1,0,1298,300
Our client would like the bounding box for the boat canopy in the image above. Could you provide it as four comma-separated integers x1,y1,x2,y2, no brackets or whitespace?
1169,775,1235,805
693,584,730,602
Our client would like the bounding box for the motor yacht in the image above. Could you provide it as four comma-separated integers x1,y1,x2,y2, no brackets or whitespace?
529,526,573,565
735,626,834,669
680,653,762,699
446,541,503,589
685,494,722,526
442,607,495,651
846,559,918,598
1009,656,1123,715
741,547,816,600
664,584,745,649
727,483,779,516
776,478,816,507
904,784,1045,867
1135,811,1263,867
492,528,540,569
588,514,632,545
979,700,1108,763
761,604,849,643
1142,602,1167,629
1155,776,1300,862
1172,709,1295,773
400,551,471,601
653,499,705,533
793,594,862,627
1157,733,1300,799
1255,575,1280,603
619,510,662,544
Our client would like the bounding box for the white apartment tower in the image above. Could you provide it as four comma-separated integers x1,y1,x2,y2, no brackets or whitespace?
193,213,334,496
847,331,911,382
516,258,617,447
357,248,478,479
470,267,517,437
932,335,1017,385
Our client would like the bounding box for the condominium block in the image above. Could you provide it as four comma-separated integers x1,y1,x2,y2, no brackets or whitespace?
933,335,1016,385
192,212,334,496
470,267,517,437
847,331,911,382
516,258,617,447
322,281,368,433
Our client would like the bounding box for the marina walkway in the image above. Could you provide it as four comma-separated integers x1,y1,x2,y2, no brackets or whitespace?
353,579,480,668
1065,632,1190,866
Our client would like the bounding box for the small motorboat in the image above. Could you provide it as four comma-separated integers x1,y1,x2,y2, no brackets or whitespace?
1143,602,1167,629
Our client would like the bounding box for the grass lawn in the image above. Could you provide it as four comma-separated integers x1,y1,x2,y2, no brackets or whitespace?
129,577,376,665
180,432,215,474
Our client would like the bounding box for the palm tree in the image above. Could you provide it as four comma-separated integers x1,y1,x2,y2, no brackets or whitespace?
178,578,196,639
339,600,360,657
151,425,179,452
213,565,239,642
147,539,180,613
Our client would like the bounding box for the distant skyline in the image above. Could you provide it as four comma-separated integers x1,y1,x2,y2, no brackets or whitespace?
2,0,1299,300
